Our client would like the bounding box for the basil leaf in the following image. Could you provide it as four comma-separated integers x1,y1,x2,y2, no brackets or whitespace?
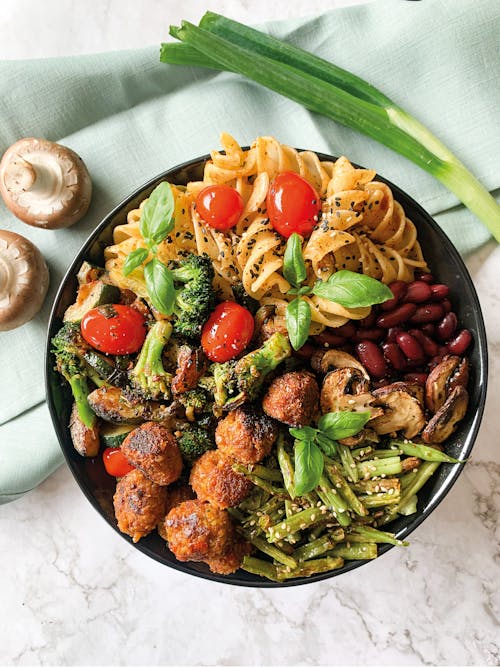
289,425,318,441
286,297,311,351
293,439,324,496
143,258,176,315
312,270,393,307
318,411,371,440
315,433,337,456
283,233,307,288
122,247,149,276
140,182,175,245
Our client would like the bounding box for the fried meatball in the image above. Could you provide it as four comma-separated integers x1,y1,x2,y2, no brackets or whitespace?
158,483,196,541
190,450,252,509
121,422,183,486
206,538,252,575
165,499,234,562
113,468,167,543
215,406,278,464
262,370,320,427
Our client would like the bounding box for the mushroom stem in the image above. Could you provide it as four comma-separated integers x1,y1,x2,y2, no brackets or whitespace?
2,157,36,194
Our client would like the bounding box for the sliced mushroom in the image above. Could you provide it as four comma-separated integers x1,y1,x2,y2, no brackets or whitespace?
370,383,426,438
425,356,469,413
69,402,100,457
171,345,208,395
378,380,425,408
320,367,383,417
0,138,92,229
338,428,379,448
311,349,370,380
0,229,49,331
422,386,469,444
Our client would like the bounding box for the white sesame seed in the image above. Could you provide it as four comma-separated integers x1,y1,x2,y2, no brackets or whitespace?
310,514,316,521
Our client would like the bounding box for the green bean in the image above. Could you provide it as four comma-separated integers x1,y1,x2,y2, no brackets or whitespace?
351,445,374,460
267,506,331,543
348,525,408,546
357,456,402,479
390,440,463,464
350,478,400,495
241,556,280,581
239,530,297,569
233,463,287,496
276,556,344,579
252,464,284,482
324,462,367,517
337,443,359,482
277,433,296,498
317,474,351,527
358,490,401,508
328,543,378,560
293,534,335,562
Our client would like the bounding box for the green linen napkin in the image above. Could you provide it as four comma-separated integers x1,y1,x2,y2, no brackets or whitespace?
0,0,498,503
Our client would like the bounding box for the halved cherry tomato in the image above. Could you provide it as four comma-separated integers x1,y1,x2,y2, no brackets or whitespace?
266,171,321,238
81,304,147,355
196,184,244,231
103,447,135,477
201,301,255,362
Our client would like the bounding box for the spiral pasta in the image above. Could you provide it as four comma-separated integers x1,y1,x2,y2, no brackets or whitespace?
104,133,429,334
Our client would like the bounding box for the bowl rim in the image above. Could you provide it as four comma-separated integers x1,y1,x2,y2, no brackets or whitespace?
45,150,488,588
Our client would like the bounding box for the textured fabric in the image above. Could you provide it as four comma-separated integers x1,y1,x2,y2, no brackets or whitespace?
0,0,498,502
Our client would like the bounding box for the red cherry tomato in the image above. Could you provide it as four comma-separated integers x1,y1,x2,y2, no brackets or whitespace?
266,171,321,238
196,184,244,231
102,447,135,477
201,301,255,362
81,304,147,355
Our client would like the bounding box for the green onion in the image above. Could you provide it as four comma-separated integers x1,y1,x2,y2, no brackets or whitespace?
162,13,500,242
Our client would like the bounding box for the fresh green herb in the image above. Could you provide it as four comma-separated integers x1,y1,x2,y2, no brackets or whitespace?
140,181,176,244
285,297,311,351
293,438,324,496
283,233,307,287
312,270,392,308
122,247,149,276
143,258,176,315
162,13,500,242
318,410,371,440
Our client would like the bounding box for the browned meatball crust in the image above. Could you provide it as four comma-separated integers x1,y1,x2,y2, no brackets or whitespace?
121,422,183,486
158,483,196,541
206,538,252,575
113,469,167,543
215,406,278,464
262,370,320,427
190,450,253,508
165,499,234,562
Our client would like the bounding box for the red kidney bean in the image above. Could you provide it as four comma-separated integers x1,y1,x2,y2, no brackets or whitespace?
436,312,458,342
380,280,408,311
396,332,425,361
403,372,428,385
313,331,346,347
416,272,434,284
404,280,432,303
408,328,439,357
355,341,388,379
441,298,452,313
409,303,444,324
294,343,316,359
437,345,449,356
353,327,385,342
420,323,436,337
428,355,444,369
382,342,407,371
448,329,472,355
386,326,404,343
358,311,377,328
334,322,357,339
430,284,450,300
372,378,391,389
377,303,417,328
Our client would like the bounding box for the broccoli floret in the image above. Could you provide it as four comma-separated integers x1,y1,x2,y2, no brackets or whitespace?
177,387,212,420
178,425,216,464
211,332,292,408
130,320,173,400
170,253,216,339
51,323,96,428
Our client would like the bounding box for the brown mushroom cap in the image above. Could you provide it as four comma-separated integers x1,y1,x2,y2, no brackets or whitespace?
0,229,49,331
0,138,92,229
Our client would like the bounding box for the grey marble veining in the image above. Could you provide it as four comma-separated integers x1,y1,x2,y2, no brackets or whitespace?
0,1,499,665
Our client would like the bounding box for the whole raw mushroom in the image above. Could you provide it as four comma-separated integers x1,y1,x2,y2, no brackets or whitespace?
0,138,92,229
0,229,49,331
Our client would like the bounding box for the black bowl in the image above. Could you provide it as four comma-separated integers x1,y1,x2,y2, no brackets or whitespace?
45,152,488,587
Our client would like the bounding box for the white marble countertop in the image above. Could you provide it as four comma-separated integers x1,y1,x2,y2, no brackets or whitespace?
1,1,499,666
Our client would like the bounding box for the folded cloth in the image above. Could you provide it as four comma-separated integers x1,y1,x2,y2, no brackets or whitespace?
0,0,498,503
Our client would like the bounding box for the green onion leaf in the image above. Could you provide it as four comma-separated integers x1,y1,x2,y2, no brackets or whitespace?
318,410,371,440
143,258,176,315
140,182,175,245
122,247,149,276
312,270,393,308
283,233,307,288
285,297,311,351
293,439,324,496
